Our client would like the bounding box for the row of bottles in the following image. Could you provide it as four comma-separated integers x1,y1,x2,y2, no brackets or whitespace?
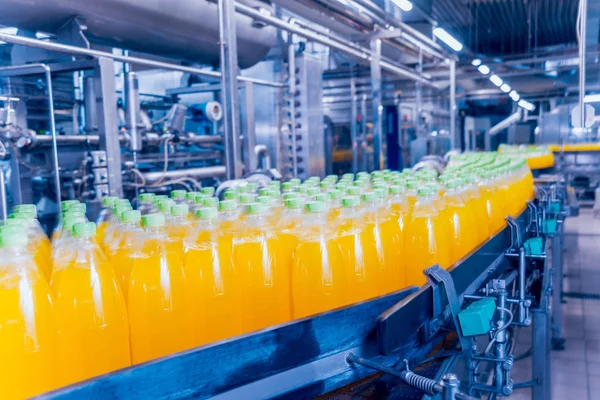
0,152,534,398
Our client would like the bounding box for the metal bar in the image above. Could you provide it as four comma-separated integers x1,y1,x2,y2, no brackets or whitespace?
124,70,142,152
240,81,257,173
94,57,123,198
288,37,299,178
233,2,436,87
416,47,423,135
551,229,564,342
532,307,552,400
0,167,6,222
360,95,368,172
0,33,283,88
518,247,527,324
578,0,587,127
350,76,358,174
370,37,383,171
32,134,100,146
142,166,226,184
218,0,243,180
449,59,456,149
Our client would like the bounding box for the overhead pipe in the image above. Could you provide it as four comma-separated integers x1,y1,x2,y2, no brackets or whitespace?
254,144,272,170
142,166,226,184
0,32,284,88
488,109,523,136
233,2,436,87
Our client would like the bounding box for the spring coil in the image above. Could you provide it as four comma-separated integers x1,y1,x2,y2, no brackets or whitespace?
402,371,438,395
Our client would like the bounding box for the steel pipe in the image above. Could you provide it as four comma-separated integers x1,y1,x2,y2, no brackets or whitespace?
254,144,271,170
488,110,523,136
234,2,436,87
33,134,100,146
0,33,284,88
578,0,587,127
0,63,62,213
0,167,6,223
141,166,226,184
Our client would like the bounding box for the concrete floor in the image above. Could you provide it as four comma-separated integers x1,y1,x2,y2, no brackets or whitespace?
510,208,600,400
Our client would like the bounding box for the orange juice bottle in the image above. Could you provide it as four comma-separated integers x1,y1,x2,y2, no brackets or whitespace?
167,204,190,258
405,188,447,286
128,213,193,364
96,196,117,243
184,207,242,346
478,171,506,234
463,175,490,243
361,191,404,295
388,184,410,271
277,197,305,274
7,213,53,281
336,195,376,303
235,203,290,331
405,180,419,211
52,212,86,267
102,200,131,252
426,183,453,268
327,189,343,221
293,201,346,318
0,227,58,399
52,200,80,242
111,210,143,298
51,222,130,386
443,180,479,263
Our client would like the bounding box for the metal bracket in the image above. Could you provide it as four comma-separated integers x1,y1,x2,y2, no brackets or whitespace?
423,265,471,351
526,201,540,236
56,17,90,49
506,216,522,252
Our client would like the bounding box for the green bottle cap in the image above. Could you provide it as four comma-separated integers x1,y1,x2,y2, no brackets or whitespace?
389,185,406,195
406,181,419,189
307,187,320,196
269,180,281,189
142,213,166,228
239,193,256,204
195,207,218,220
201,187,216,196
139,193,155,203
0,229,27,249
5,218,27,228
156,199,174,213
282,182,295,191
284,198,304,210
115,199,131,207
289,178,301,187
342,173,354,180
69,203,87,213
193,193,207,204
245,183,258,193
283,192,301,201
245,202,267,214
14,204,37,217
223,190,239,201
72,222,96,238
61,200,79,210
171,190,186,199
374,188,387,199
336,182,349,191
202,197,219,208
298,185,308,195
154,195,168,202
219,199,237,211
328,189,342,200
171,204,189,216
119,209,140,224
11,211,35,221
347,186,360,196
186,191,201,201
256,195,275,206
63,210,85,221
314,193,329,203
362,192,378,202
305,201,326,213
341,196,360,208
417,187,434,196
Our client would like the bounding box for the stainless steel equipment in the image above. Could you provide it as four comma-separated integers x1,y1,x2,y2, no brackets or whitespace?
0,0,277,68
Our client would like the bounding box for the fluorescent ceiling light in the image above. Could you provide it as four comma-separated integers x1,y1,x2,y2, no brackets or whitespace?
509,90,520,101
518,99,535,111
584,93,600,103
489,74,503,87
433,28,463,51
478,65,490,75
391,0,413,11
500,83,511,93
471,59,482,67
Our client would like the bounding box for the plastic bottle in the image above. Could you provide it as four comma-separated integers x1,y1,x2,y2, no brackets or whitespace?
105,203,134,257
406,188,448,286
111,210,143,298
96,196,117,243
277,197,304,300
201,187,216,197
52,212,86,267
336,196,375,303
478,170,506,234
293,201,346,318
327,189,343,221
361,191,404,295
51,200,79,242
235,203,290,331
51,222,130,386
184,207,242,346
387,185,409,274
443,179,479,263
9,212,53,281
0,228,57,399
171,189,187,204
128,213,192,364
138,193,157,215
167,204,190,258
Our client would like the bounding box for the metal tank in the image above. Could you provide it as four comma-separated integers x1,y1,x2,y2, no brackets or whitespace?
0,0,277,68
